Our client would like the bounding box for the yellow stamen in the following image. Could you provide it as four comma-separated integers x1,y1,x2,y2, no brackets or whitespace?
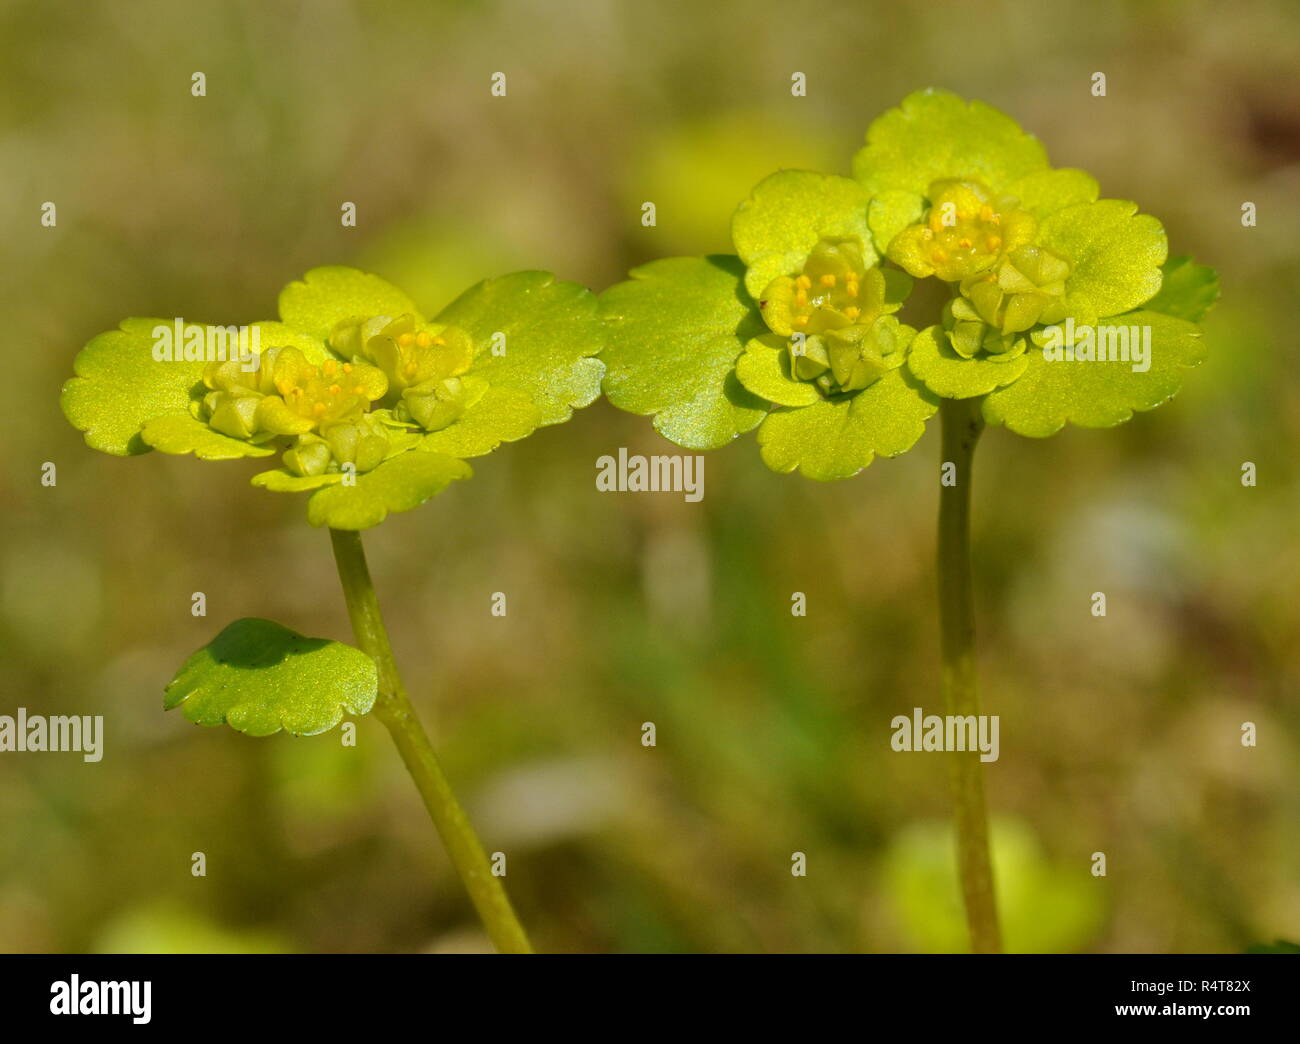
397,333,415,347
795,275,812,289
819,274,836,287
980,205,994,222
322,360,337,376
312,403,326,415
986,235,1001,251
342,363,353,373
844,306,861,320
415,332,432,348
329,384,341,395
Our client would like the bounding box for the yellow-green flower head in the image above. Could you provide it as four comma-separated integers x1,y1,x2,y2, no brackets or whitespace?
329,313,474,395
760,238,887,337
602,91,1218,481
753,236,912,397
887,179,1037,282
202,347,388,440
61,266,603,529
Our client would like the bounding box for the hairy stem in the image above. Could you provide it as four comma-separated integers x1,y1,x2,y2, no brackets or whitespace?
937,396,1002,954
329,527,533,954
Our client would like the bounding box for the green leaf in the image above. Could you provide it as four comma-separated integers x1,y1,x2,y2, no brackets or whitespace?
1006,168,1099,218
305,450,472,529
734,335,821,406
1039,200,1167,321
164,618,377,737
907,325,1029,400
62,317,340,458
141,414,276,460
868,190,924,256
435,270,604,427
250,469,345,493
278,266,423,343
1144,256,1220,321
62,319,211,455
601,255,768,449
981,311,1205,436
731,170,874,298
852,89,1048,197
418,385,543,458
248,320,335,365
756,368,937,481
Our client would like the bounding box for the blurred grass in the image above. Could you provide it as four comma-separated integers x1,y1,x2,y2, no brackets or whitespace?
1,0,1298,953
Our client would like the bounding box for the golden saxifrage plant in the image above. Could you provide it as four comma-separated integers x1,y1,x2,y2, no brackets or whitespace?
63,266,604,952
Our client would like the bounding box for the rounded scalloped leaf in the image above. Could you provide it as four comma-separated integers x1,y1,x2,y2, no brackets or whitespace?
907,325,1030,400
164,618,377,737
418,385,543,458
1039,200,1167,321
735,335,822,407
248,320,335,365
141,414,276,460
601,255,768,449
63,318,214,455
852,89,1048,197
756,367,938,481
1006,168,1099,219
731,170,875,298
981,311,1205,437
62,317,335,459
304,449,471,529
868,191,925,256
1144,256,1220,322
251,469,345,493
278,266,424,343
434,270,604,429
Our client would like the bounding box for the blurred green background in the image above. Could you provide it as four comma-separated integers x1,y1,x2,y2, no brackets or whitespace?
2,0,1297,953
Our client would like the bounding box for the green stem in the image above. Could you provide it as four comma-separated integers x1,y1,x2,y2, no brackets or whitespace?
328,527,533,954
937,397,1002,954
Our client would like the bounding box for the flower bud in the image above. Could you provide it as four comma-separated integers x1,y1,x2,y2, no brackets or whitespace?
205,391,262,439
282,434,334,477
321,414,390,474
957,245,1072,335
824,316,910,392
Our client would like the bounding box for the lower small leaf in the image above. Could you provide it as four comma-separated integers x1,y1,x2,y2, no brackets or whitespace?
305,449,472,529
165,618,378,737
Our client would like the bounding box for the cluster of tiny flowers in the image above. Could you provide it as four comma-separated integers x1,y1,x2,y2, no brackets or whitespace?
200,314,481,477
888,179,1072,360
759,238,908,396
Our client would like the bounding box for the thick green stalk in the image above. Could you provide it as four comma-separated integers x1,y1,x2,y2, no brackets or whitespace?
937,396,1002,954
329,527,533,954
